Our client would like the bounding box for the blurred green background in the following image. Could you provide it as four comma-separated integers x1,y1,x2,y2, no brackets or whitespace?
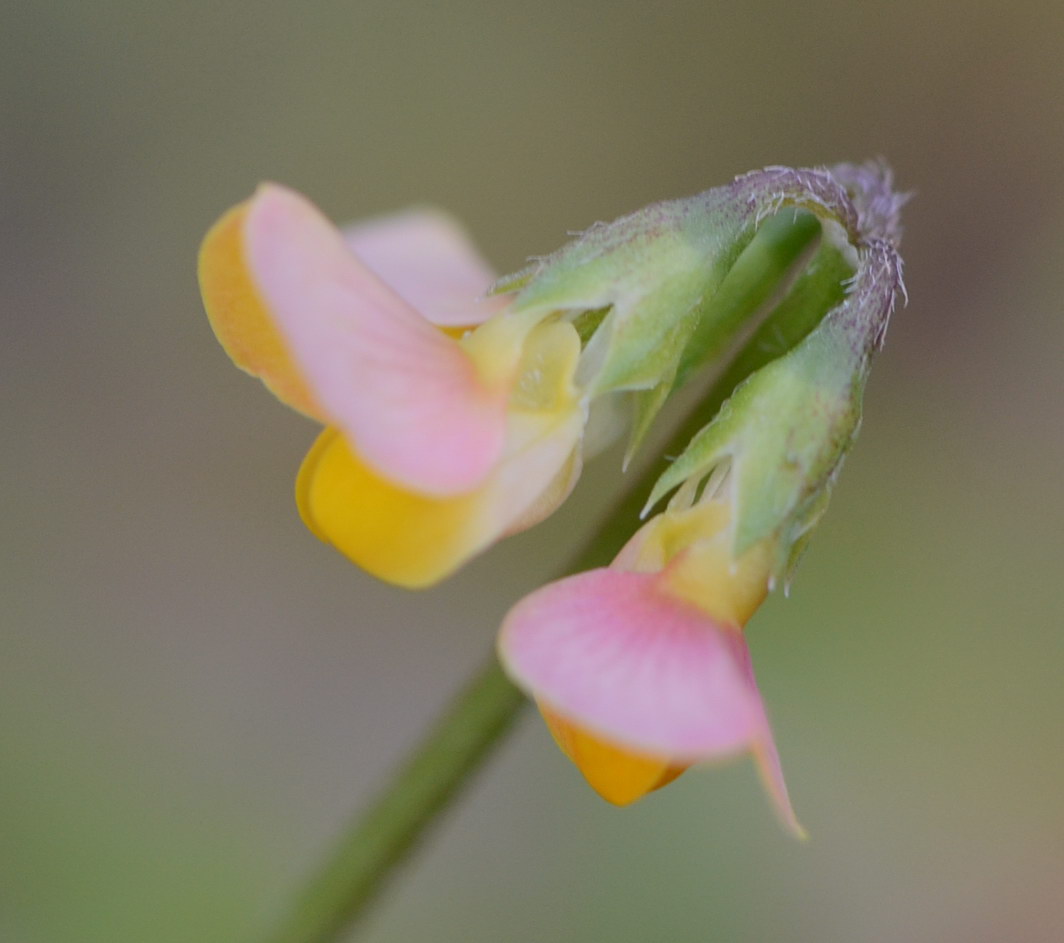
4,1,1063,940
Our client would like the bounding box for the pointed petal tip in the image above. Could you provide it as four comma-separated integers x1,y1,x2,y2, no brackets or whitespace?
748,700,805,839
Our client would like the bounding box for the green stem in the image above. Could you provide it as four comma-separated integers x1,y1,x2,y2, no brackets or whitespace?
258,215,841,943
259,657,524,943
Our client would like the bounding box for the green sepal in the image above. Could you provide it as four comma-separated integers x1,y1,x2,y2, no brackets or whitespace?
646,323,863,548
674,210,824,386
645,234,902,574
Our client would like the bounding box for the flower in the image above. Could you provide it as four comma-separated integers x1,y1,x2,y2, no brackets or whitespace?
499,494,804,836
199,184,587,587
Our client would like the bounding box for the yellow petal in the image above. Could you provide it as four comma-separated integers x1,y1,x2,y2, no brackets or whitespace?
296,428,482,589
618,500,773,625
541,707,687,806
662,534,773,625
198,199,324,420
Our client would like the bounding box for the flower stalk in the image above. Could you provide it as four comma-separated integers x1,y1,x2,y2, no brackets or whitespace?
258,657,523,943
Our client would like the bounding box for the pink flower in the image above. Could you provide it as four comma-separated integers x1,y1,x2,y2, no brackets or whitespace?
199,184,586,587
499,498,804,836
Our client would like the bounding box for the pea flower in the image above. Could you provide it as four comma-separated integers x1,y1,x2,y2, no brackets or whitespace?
499,493,803,832
199,184,589,587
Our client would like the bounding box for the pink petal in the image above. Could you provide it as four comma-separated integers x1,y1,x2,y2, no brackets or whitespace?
499,568,766,760
345,210,508,329
245,184,506,496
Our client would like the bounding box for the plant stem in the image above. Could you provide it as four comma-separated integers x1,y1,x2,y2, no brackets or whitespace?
259,657,524,943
